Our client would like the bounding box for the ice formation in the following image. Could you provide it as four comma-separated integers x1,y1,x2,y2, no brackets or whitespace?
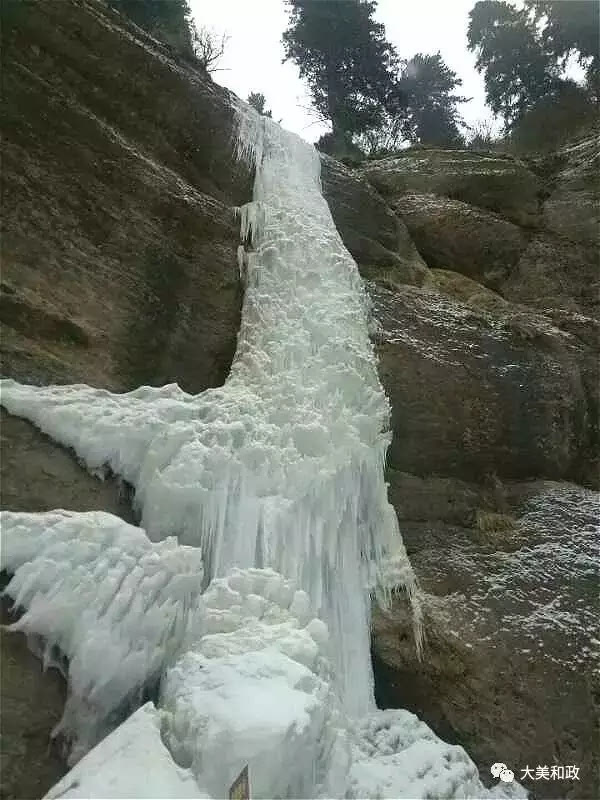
2,515,520,799
0,102,523,799
348,710,519,799
159,568,348,799
43,703,208,800
1,510,205,760
0,101,420,716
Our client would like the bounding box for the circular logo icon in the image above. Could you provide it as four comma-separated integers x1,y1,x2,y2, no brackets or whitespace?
499,768,514,783
491,763,508,778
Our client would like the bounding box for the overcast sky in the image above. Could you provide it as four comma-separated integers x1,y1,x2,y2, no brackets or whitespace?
189,0,497,142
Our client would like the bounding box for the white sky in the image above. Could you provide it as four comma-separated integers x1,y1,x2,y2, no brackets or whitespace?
189,0,499,143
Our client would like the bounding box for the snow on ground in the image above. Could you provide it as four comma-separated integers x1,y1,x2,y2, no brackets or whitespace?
349,710,527,799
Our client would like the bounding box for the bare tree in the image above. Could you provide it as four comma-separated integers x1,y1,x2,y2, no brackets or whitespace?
193,26,229,72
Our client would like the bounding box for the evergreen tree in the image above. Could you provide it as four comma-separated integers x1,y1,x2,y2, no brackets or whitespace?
508,80,596,152
526,1,600,99
397,53,467,146
467,1,561,125
282,0,398,142
247,92,273,118
356,53,467,155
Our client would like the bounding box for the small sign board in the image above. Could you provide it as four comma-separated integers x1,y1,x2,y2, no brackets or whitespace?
229,765,250,800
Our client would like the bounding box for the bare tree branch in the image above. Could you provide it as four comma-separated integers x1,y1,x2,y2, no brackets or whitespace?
193,26,230,73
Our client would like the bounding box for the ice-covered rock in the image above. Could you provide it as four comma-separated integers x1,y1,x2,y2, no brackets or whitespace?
31,556,514,800
1,510,205,760
43,703,207,800
4,100,515,800
348,710,527,799
161,647,340,798
162,566,349,799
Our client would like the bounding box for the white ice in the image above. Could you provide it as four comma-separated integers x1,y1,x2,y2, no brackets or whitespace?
1,510,205,761
0,101,420,717
348,710,526,799
2,516,518,799
1,101,518,799
43,703,207,800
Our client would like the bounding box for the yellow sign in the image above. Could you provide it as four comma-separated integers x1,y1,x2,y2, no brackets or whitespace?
229,765,250,800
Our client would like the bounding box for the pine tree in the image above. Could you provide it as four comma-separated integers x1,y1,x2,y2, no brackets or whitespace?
526,1,600,99
356,53,467,155
247,92,273,118
397,53,467,146
282,0,398,142
468,1,562,126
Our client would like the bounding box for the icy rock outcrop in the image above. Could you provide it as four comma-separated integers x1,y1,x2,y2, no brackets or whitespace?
10,538,512,800
1,510,205,760
43,703,207,800
348,710,526,799
161,569,348,799
0,101,420,716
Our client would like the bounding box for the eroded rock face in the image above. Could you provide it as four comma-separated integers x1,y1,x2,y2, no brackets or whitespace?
358,136,599,322
504,233,600,319
320,155,428,287
543,131,600,246
369,282,594,486
360,149,542,227
373,482,600,800
388,194,529,291
357,138,599,800
1,0,251,393
0,411,134,517
0,597,68,800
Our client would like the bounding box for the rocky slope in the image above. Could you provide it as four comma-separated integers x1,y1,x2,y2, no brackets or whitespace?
1,2,598,799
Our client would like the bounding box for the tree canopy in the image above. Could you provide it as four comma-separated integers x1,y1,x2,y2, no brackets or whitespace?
468,0,598,127
467,1,560,125
356,53,468,155
282,0,398,140
397,53,467,146
193,26,229,72
526,0,600,98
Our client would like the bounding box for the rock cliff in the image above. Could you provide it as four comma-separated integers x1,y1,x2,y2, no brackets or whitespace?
1,2,598,799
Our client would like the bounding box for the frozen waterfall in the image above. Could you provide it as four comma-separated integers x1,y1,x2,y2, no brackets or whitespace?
0,103,523,799
1,102,420,717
